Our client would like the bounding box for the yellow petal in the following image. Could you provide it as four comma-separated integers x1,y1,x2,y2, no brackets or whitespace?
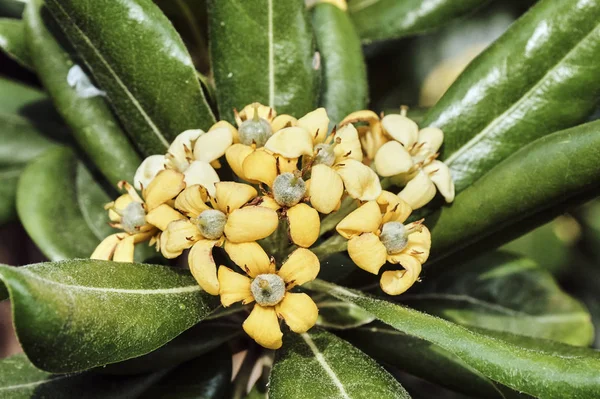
225,144,254,180
264,127,314,158
215,182,258,213
424,160,455,204
334,124,363,163
242,149,278,187
418,127,444,154
113,235,135,262
161,219,201,258
377,191,412,224
243,304,283,350
271,114,297,132
210,120,239,144
278,248,320,288
91,234,122,260
297,107,329,144
237,103,276,125
287,203,320,248
217,266,253,307
111,194,134,217
339,110,379,127
308,164,344,214
144,169,186,211
400,225,431,264
276,156,298,174
380,254,422,295
188,239,220,295
276,293,318,333
347,233,387,274
174,185,210,218
258,196,281,211
224,206,279,243
397,170,436,210
223,241,274,277
134,155,166,190
336,200,382,239
146,204,186,231
193,126,233,163
381,114,418,148
166,129,203,172
374,141,413,177
335,159,381,201
183,161,220,197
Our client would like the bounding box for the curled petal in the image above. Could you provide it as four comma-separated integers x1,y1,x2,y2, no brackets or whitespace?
397,170,436,210
377,191,412,224
210,120,239,144
188,239,221,295
217,266,253,307
381,114,418,148
334,124,363,163
418,127,444,154
223,241,274,277
183,160,220,197
278,248,320,288
174,185,210,218
259,196,281,211
276,293,318,333
193,126,233,163
224,206,279,243
264,127,314,158
287,203,320,248
144,169,186,211
161,219,201,258
336,200,382,239
380,254,422,295
166,129,203,171
339,110,379,127
91,234,123,260
271,114,297,132
297,107,329,144
424,160,455,204
237,103,276,125
134,155,166,191
146,204,186,231
336,159,381,201
215,182,258,213
113,235,135,263
401,225,431,264
276,156,298,174
347,233,387,275
374,141,413,177
243,305,283,350
308,164,344,214
225,144,254,180
243,149,278,187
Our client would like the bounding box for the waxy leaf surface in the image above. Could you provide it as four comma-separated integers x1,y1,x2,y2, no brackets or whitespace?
0,18,33,68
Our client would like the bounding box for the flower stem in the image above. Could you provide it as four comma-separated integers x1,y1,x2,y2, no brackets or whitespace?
312,234,348,260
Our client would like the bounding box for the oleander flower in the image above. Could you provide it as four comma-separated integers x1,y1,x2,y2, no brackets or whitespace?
156,181,279,295
91,170,186,262
336,191,431,295
218,247,320,349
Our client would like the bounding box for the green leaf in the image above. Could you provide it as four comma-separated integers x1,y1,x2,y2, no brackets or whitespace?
0,168,20,224
44,0,215,156
0,0,25,18
348,0,487,44
270,329,410,399
309,280,600,398
0,259,218,373
424,0,600,192
406,251,593,346
428,121,600,264
208,0,319,122
315,295,375,330
0,18,33,68
311,3,367,124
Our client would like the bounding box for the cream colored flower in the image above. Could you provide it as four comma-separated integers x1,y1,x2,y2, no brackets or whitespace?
336,191,431,295
157,181,279,295
339,110,387,161
218,247,320,349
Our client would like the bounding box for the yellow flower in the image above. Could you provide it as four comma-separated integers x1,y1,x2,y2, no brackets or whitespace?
91,170,186,262
339,110,387,161
134,121,235,196
157,181,279,295
336,191,431,295
218,247,320,349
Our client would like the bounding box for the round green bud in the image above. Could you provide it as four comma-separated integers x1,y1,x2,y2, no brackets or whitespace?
121,202,146,234
251,274,286,306
273,172,306,207
195,209,227,240
380,221,409,254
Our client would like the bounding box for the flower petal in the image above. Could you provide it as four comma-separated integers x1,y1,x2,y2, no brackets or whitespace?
397,170,436,210
188,239,220,295
334,124,363,162
347,233,387,274
377,191,412,224
237,103,276,125
91,233,122,260
264,127,314,158
259,196,281,211
278,248,320,288
144,169,186,211
224,206,279,243
134,155,166,190
308,164,344,214
166,129,203,171
225,144,254,180
276,156,298,174
287,203,320,248
217,266,253,307
297,107,329,144
215,182,258,213
374,141,413,177
336,200,382,239
161,219,201,258
418,127,444,154
400,225,431,263
223,241,274,277
183,160,220,197
339,110,379,127
243,305,283,350
243,149,278,187
424,160,455,204
211,120,239,144
271,114,297,132
381,114,418,147
113,235,135,262
174,185,210,218
335,159,381,201
146,204,186,231
276,293,318,333
380,254,422,295
193,125,234,163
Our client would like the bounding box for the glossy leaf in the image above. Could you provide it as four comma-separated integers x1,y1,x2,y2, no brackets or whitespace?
311,3,367,124
424,0,600,192
309,280,600,398
208,0,319,121
428,121,600,264
0,259,218,373
406,251,593,346
348,0,487,43
316,295,375,330
0,18,33,68
45,0,215,156
270,329,410,399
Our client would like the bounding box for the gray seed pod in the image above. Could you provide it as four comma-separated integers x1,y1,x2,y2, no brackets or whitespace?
238,117,272,147
195,209,227,240
251,274,286,306
121,202,146,234
380,221,409,254
313,143,336,166
273,172,306,207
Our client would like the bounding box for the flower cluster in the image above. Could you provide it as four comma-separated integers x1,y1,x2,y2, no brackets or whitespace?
91,103,455,348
